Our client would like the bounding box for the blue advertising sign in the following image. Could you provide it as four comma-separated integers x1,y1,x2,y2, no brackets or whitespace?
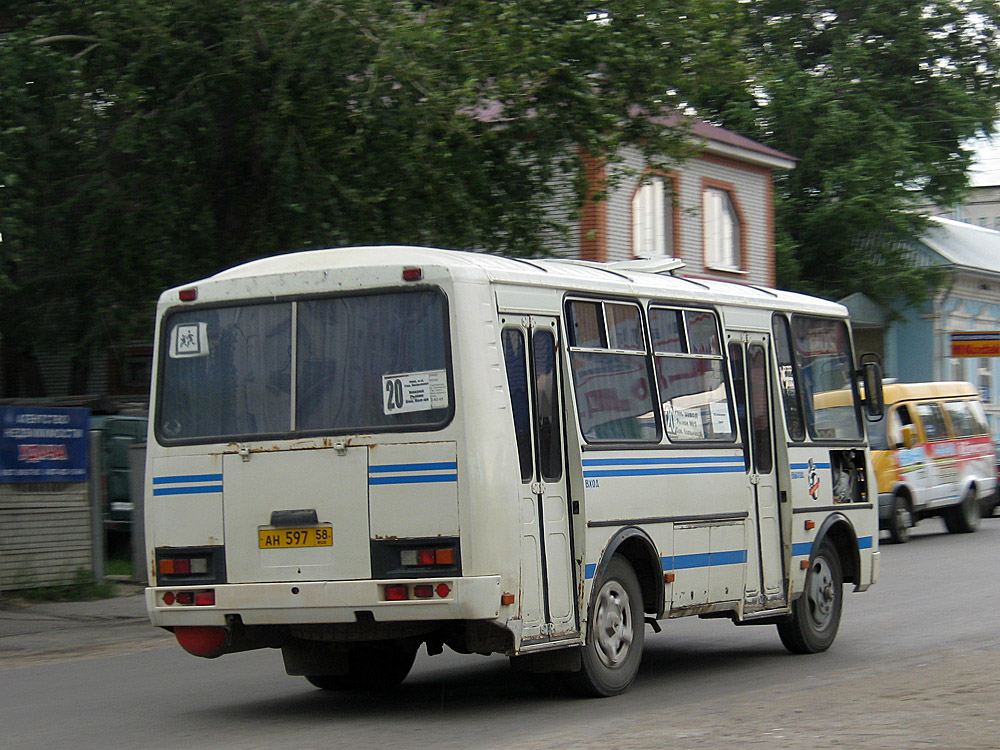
0,406,90,483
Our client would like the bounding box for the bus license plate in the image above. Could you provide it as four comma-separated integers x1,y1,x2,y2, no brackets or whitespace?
258,527,332,549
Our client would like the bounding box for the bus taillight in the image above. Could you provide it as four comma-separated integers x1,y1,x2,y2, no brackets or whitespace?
159,556,208,576
400,547,455,567
384,584,409,601
161,589,216,606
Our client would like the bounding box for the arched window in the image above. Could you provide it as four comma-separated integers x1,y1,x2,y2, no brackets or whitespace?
703,187,741,270
632,175,673,257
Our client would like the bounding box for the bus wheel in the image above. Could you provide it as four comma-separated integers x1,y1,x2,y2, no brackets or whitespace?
306,640,417,692
566,555,644,697
944,490,980,534
887,495,912,544
777,538,842,654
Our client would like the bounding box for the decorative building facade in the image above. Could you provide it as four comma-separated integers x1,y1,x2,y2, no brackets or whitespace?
844,216,1000,436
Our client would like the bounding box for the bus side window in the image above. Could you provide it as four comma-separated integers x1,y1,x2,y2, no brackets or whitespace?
533,330,562,482
729,342,750,471
502,328,533,482
650,306,734,442
772,315,805,441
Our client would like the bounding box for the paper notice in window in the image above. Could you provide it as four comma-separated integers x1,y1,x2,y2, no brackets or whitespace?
382,370,448,415
710,402,731,433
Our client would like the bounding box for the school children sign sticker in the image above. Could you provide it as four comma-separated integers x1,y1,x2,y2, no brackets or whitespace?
0,407,89,483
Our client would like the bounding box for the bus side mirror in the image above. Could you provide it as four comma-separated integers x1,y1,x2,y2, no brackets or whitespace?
900,424,917,450
860,361,884,421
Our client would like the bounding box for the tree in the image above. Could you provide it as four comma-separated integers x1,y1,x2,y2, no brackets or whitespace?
689,0,1000,308
0,0,702,397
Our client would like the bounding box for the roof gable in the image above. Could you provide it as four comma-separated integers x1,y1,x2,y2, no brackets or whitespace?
917,217,1000,275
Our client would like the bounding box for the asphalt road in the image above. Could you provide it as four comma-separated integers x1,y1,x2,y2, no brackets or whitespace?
2,518,1000,749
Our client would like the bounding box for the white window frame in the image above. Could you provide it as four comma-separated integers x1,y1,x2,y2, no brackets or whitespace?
632,175,672,258
703,186,741,270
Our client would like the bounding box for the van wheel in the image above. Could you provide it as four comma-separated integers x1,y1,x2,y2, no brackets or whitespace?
306,640,417,692
887,495,912,544
566,555,645,697
777,538,842,654
943,490,980,534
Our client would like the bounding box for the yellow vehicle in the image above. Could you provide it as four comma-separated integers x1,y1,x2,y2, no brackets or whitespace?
868,382,995,543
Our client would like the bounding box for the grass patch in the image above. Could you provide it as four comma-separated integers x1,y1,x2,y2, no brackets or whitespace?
12,568,117,602
105,557,133,578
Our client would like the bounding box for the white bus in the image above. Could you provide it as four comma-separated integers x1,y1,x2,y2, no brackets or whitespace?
144,245,883,697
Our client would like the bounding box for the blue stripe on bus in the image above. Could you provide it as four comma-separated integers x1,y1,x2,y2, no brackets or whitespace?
153,474,223,484
793,536,872,557
369,462,458,473
583,466,745,478
584,549,747,580
368,474,458,485
586,538,872,579
669,549,749,569
152,485,224,496
791,541,813,557
790,463,831,470
582,456,744,466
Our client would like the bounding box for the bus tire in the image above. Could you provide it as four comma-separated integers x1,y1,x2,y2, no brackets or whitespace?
566,555,644,697
777,538,842,654
944,490,980,534
887,495,912,544
306,640,417,692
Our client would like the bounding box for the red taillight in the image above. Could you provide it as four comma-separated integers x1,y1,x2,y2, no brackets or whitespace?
385,584,409,601
159,557,208,576
436,583,451,598
401,547,456,567
416,549,436,566
175,591,195,605
402,267,422,282
162,591,175,606
194,590,216,606
179,288,197,301
413,584,433,599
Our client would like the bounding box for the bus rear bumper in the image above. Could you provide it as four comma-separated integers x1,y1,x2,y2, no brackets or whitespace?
146,575,503,628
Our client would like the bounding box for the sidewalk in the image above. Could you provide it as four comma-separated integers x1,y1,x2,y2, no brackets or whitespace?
0,584,174,670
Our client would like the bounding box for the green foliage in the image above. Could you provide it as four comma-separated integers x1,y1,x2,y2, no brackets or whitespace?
1,2,701,394
10,568,116,602
2,1,999,392
690,0,1000,307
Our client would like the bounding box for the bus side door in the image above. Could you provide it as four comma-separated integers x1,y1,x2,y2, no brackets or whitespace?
730,334,787,610
501,316,577,643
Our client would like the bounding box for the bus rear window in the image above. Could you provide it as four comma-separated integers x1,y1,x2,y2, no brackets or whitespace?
157,290,451,442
